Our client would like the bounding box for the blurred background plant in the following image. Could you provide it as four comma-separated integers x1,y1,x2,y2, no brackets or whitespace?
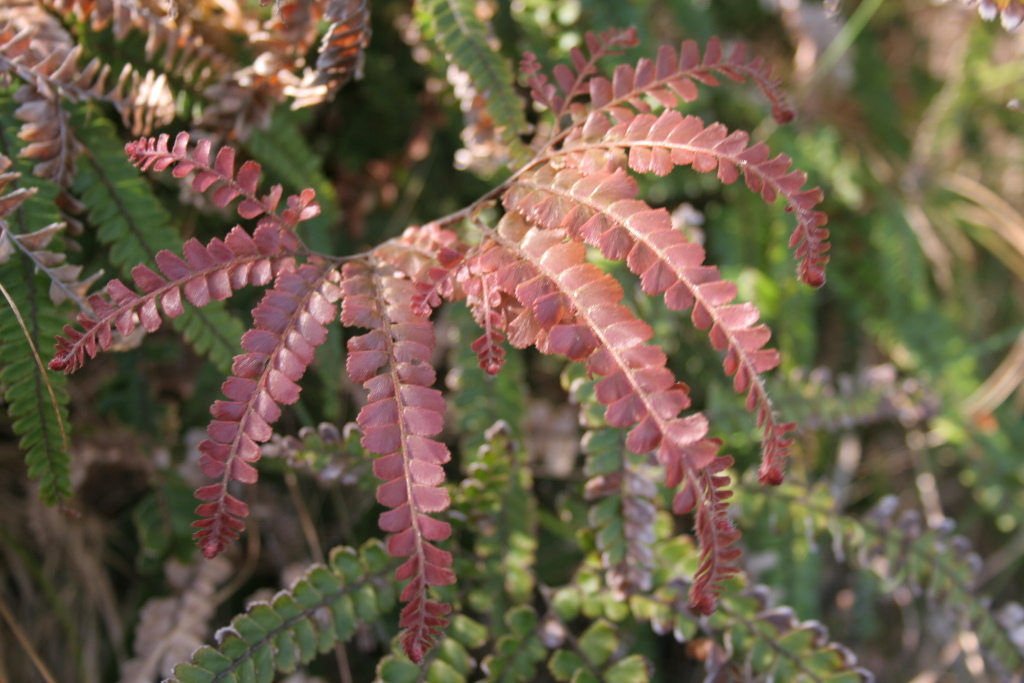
2,0,1024,681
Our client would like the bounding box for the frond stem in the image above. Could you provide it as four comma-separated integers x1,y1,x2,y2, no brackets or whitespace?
0,277,68,453
1,223,95,314
0,589,60,683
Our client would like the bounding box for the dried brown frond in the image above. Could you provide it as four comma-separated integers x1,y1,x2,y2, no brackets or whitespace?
119,556,233,683
285,0,371,109
0,219,102,308
0,23,176,140
40,0,236,88
199,58,295,140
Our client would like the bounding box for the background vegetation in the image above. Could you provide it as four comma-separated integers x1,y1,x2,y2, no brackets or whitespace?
2,0,1024,681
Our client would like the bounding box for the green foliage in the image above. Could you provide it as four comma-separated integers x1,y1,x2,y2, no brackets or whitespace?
479,605,549,683
0,102,72,506
547,621,652,683
374,615,489,683
415,0,530,167
166,541,396,683
453,421,537,616
739,479,1024,677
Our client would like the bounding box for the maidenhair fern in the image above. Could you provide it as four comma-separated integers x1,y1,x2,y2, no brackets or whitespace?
0,3,1020,683
49,27,829,664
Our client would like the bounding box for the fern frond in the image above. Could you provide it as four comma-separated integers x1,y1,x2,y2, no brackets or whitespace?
454,420,537,612
10,85,82,186
40,0,236,89
505,164,794,484
485,213,701,454
550,110,828,286
0,143,71,506
263,421,369,483
49,224,302,373
375,614,490,683
564,360,738,614
164,542,396,683
565,369,656,599
524,33,793,141
194,260,341,558
711,588,873,681
0,23,175,138
472,211,736,611
740,480,1024,677
286,0,370,109
520,27,638,121
681,455,740,615
340,259,455,663
125,131,321,232
1,221,100,308
416,0,531,166
544,617,651,683
479,605,548,683
74,112,246,372
861,499,1024,677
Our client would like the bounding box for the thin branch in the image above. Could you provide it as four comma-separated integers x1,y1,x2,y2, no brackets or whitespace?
0,593,59,683
0,277,68,454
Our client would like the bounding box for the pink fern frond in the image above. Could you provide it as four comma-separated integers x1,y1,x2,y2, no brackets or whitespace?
505,164,795,484
340,260,454,663
49,225,302,373
552,110,828,287
125,132,321,230
487,212,718,473
520,27,639,120
586,37,793,125
193,261,342,558
683,455,741,614
477,212,735,608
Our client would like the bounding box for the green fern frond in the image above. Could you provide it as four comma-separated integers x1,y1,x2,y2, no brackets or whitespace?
546,618,651,683
479,605,548,683
0,107,72,506
374,615,489,683
454,421,537,616
166,541,397,683
71,108,245,373
414,0,530,167
739,479,1024,677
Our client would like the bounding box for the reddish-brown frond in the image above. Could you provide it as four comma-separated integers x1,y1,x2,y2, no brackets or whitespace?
125,132,321,231
286,0,371,109
482,211,735,608
489,212,708,459
684,455,740,615
520,27,639,124
340,260,454,664
193,261,341,558
554,110,828,287
582,37,793,126
49,225,302,373
505,164,795,484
